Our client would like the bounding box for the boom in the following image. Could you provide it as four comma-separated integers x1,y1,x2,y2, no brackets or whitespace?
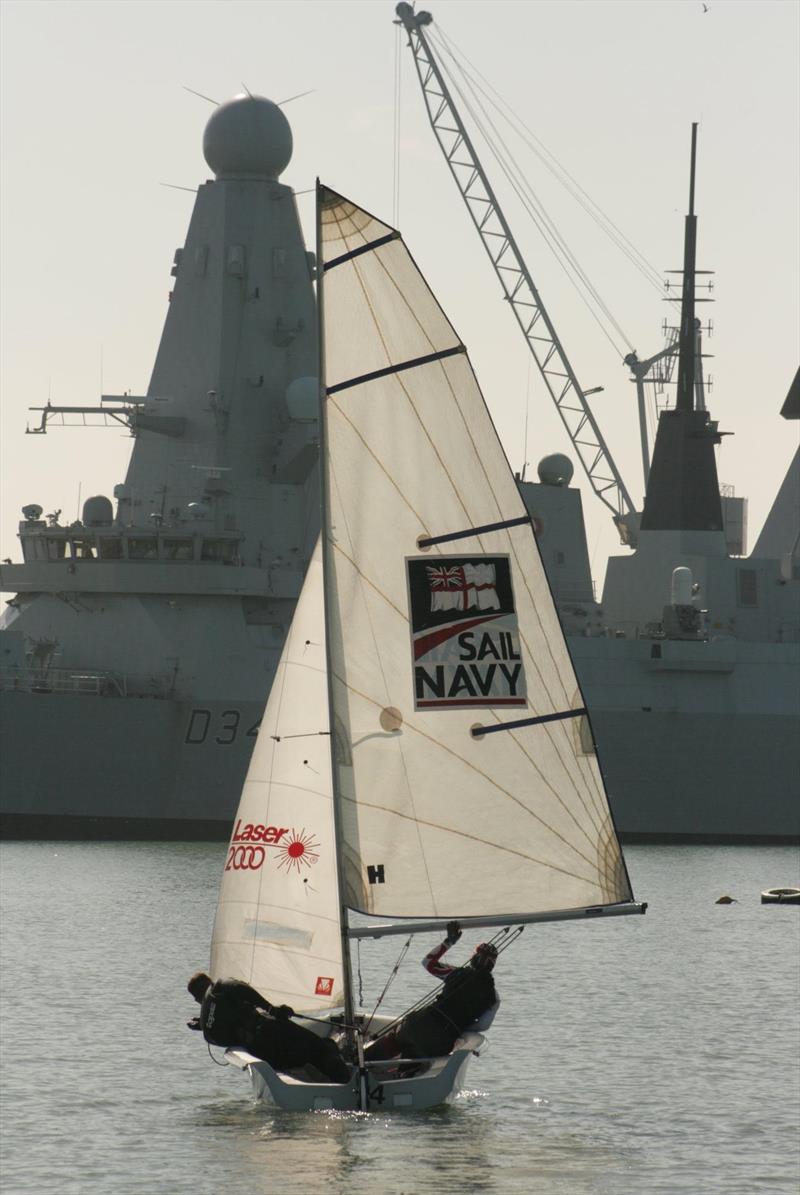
395,3,636,535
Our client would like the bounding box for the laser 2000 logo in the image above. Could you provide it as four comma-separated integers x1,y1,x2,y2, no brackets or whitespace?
224,821,320,873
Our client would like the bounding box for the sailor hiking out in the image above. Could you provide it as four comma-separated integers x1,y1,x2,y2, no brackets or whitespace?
187,973,351,1083
364,922,500,1062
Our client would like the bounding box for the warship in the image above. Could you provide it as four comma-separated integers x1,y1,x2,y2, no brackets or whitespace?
1,93,798,841
0,95,319,836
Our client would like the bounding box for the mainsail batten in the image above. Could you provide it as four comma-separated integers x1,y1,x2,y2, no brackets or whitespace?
318,187,635,922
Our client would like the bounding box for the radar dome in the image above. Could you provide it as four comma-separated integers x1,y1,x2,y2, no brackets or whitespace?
83,495,114,527
203,94,292,180
286,376,318,422
537,453,574,487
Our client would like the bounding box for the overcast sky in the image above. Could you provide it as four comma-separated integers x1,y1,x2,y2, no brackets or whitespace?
1,0,798,583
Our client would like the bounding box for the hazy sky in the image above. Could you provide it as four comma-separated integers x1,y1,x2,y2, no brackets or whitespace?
1,0,798,584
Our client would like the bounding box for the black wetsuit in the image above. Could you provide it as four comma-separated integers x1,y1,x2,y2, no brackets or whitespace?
195,978,350,1083
395,966,497,1058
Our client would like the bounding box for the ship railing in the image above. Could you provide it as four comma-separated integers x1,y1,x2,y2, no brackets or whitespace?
0,667,174,697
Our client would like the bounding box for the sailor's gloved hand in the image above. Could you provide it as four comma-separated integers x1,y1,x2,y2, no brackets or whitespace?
445,920,462,945
186,1017,201,1031
274,1004,295,1020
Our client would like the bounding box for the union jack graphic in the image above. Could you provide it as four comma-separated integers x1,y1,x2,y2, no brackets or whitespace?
426,563,499,613
427,564,467,591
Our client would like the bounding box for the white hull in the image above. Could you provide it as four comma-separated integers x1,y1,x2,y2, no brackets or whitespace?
225,1032,483,1113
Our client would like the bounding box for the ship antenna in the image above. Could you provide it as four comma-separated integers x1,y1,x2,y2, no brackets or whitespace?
181,85,219,105
675,123,698,414
277,89,316,107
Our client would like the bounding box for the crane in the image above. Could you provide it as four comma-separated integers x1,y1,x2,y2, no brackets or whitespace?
395,3,639,542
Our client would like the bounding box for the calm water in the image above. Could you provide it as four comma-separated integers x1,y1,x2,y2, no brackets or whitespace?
1,842,798,1195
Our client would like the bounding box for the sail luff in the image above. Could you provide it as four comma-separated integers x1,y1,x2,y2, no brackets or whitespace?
316,181,357,1032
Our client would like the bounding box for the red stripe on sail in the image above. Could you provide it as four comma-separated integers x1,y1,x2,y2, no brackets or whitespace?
416,697,527,707
413,613,503,661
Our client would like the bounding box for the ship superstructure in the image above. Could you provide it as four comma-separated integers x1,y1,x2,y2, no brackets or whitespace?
516,134,799,842
0,95,320,835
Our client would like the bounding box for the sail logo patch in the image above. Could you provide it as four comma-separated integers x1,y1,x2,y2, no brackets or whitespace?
275,829,320,873
407,555,527,709
315,976,334,996
225,822,320,873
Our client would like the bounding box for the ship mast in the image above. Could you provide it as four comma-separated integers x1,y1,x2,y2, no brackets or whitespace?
675,124,699,416
639,125,725,534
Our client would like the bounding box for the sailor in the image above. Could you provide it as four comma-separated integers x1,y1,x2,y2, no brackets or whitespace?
365,921,500,1062
186,972,351,1083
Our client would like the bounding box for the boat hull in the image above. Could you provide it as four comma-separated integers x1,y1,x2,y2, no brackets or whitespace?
225,1034,482,1112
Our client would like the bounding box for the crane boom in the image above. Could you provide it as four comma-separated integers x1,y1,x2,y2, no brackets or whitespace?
395,3,636,533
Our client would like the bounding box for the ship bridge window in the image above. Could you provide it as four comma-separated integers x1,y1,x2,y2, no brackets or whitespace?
22,537,47,562
128,537,158,560
98,537,123,560
47,538,66,561
736,568,758,607
201,538,238,564
70,538,96,560
163,538,194,561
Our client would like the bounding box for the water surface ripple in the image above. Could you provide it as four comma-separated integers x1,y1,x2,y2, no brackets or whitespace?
1,843,798,1194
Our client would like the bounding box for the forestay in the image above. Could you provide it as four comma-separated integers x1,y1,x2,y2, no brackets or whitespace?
210,546,344,1012
319,188,633,922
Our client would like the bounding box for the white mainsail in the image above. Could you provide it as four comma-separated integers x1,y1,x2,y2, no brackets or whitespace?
319,189,633,923
209,545,345,1012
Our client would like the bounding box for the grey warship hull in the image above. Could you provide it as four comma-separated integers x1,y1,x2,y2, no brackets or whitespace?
576,638,800,843
0,691,260,839
2,635,798,843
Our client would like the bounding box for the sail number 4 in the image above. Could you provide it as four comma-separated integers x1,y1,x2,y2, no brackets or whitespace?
184,708,261,745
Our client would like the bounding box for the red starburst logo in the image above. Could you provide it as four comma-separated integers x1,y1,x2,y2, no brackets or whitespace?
274,828,320,873
315,976,334,996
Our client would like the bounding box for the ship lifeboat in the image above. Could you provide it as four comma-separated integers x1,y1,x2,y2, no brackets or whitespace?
760,888,800,905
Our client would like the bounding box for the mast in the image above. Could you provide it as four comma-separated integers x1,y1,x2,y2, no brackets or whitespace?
640,125,724,534
314,182,358,1039
675,124,699,416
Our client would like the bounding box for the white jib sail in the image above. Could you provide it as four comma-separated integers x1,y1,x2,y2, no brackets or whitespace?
319,189,633,921
210,544,345,1012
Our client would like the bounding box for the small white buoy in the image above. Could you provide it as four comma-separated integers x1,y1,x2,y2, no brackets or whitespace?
761,888,800,905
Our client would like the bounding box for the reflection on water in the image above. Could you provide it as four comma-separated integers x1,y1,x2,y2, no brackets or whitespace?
0,843,798,1195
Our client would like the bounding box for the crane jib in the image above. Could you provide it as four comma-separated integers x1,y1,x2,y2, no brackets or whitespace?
396,3,636,527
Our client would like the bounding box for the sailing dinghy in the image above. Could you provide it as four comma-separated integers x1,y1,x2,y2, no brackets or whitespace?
205,186,645,1112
